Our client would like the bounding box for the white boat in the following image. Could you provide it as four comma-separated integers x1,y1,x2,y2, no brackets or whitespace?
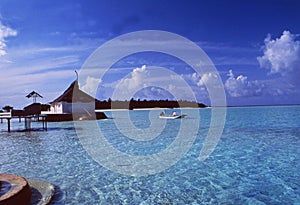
159,112,186,119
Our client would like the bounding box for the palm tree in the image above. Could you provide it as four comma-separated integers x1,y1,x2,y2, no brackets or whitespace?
2,105,13,112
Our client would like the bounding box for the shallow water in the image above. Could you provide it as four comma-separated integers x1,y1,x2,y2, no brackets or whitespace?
0,106,299,204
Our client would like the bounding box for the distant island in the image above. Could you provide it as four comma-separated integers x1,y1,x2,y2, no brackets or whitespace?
95,98,207,110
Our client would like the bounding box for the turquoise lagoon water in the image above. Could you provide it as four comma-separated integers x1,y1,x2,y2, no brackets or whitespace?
0,106,299,204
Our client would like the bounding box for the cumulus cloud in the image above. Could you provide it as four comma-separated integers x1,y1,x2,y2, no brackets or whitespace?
112,65,196,101
197,72,219,87
225,70,262,97
113,65,162,100
224,30,300,99
257,30,300,76
184,72,217,87
0,22,17,56
121,64,148,91
81,76,102,96
110,65,146,99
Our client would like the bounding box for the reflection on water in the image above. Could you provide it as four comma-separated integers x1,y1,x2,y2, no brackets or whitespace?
0,107,299,204
0,181,11,197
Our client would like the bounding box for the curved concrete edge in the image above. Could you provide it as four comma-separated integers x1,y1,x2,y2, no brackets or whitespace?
0,173,31,205
27,179,55,205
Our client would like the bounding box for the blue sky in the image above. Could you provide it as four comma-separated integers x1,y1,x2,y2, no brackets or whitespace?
0,0,300,108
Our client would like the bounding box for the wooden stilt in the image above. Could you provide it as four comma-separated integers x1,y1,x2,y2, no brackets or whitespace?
25,117,31,131
42,116,47,131
45,118,47,131
1,114,48,132
7,118,11,132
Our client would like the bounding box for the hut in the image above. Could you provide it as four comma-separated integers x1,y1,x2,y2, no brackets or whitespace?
26,91,43,103
49,80,106,121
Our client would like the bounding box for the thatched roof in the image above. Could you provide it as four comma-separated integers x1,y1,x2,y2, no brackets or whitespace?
51,80,100,103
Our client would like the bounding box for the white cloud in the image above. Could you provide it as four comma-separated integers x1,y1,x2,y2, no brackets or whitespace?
81,76,102,96
225,70,262,97
224,30,300,99
121,64,148,91
0,21,17,56
113,65,155,100
186,72,223,93
112,65,196,101
197,72,219,87
257,30,300,76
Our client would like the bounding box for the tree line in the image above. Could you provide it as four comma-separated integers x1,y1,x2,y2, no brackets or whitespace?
95,98,207,110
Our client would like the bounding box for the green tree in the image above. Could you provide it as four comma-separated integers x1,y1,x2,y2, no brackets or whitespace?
2,105,13,112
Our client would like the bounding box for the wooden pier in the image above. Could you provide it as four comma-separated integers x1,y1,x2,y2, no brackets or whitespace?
0,111,47,132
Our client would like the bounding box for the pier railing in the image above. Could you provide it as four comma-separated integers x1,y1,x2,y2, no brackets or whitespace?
0,111,12,119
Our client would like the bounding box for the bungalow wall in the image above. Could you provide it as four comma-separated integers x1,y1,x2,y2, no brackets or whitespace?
50,102,63,113
50,102,94,114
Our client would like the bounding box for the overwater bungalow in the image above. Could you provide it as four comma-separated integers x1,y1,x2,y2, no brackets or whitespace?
46,79,107,121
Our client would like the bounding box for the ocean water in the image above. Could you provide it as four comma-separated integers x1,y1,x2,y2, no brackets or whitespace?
0,106,299,204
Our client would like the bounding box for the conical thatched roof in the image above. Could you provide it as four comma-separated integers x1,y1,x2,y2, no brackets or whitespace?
51,80,100,103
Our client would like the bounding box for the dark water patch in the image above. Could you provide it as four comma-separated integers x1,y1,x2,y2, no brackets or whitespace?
0,181,12,197
48,185,65,205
